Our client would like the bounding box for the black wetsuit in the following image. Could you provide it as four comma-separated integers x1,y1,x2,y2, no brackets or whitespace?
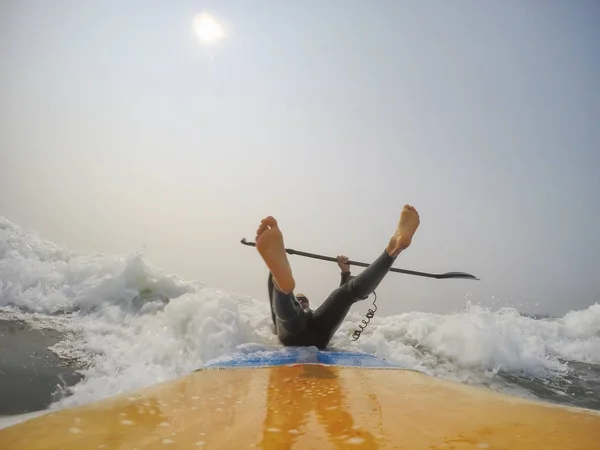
267,250,396,349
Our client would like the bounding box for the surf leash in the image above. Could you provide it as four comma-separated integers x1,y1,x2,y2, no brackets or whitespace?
351,291,378,341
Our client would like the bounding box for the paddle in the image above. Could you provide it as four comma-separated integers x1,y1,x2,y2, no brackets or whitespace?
240,238,479,280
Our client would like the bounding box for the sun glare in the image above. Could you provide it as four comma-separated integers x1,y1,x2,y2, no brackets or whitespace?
193,13,224,43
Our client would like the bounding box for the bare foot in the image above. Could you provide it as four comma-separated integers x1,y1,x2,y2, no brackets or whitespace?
386,205,420,257
255,216,295,294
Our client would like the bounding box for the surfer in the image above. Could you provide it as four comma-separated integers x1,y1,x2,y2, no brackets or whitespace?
257,204,420,349
267,255,352,333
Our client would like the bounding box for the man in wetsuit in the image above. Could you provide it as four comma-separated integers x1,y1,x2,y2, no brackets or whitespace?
256,204,420,349
267,255,353,334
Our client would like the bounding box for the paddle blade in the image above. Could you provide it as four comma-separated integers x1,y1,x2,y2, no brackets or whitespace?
438,272,480,280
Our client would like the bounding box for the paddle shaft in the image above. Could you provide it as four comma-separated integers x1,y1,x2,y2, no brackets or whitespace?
240,238,479,280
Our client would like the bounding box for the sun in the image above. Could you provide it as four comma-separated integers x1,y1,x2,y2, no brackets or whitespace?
193,13,225,43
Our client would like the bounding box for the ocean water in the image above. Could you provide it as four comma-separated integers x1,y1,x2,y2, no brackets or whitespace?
1,217,599,427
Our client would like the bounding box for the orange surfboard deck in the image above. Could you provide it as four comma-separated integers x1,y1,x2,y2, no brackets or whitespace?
1,365,599,449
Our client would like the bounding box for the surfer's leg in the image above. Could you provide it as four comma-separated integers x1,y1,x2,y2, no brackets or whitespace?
270,285,303,322
267,273,277,333
256,217,308,340
310,205,420,348
255,216,295,294
271,287,309,338
345,204,420,299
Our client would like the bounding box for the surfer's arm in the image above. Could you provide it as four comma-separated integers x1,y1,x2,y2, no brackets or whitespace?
337,255,351,286
340,271,352,286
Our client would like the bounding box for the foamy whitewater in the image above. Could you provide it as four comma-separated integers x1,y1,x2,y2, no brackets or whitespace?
1,217,599,424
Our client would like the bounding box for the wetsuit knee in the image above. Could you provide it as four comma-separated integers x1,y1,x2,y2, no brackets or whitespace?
344,277,369,302
343,250,396,300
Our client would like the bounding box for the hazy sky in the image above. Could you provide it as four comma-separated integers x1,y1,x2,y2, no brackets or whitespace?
2,0,599,316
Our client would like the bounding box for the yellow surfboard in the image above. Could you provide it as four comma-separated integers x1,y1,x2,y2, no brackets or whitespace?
1,362,599,449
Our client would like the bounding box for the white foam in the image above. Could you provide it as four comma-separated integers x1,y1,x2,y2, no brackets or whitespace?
48,287,275,409
340,301,600,389
1,218,194,314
